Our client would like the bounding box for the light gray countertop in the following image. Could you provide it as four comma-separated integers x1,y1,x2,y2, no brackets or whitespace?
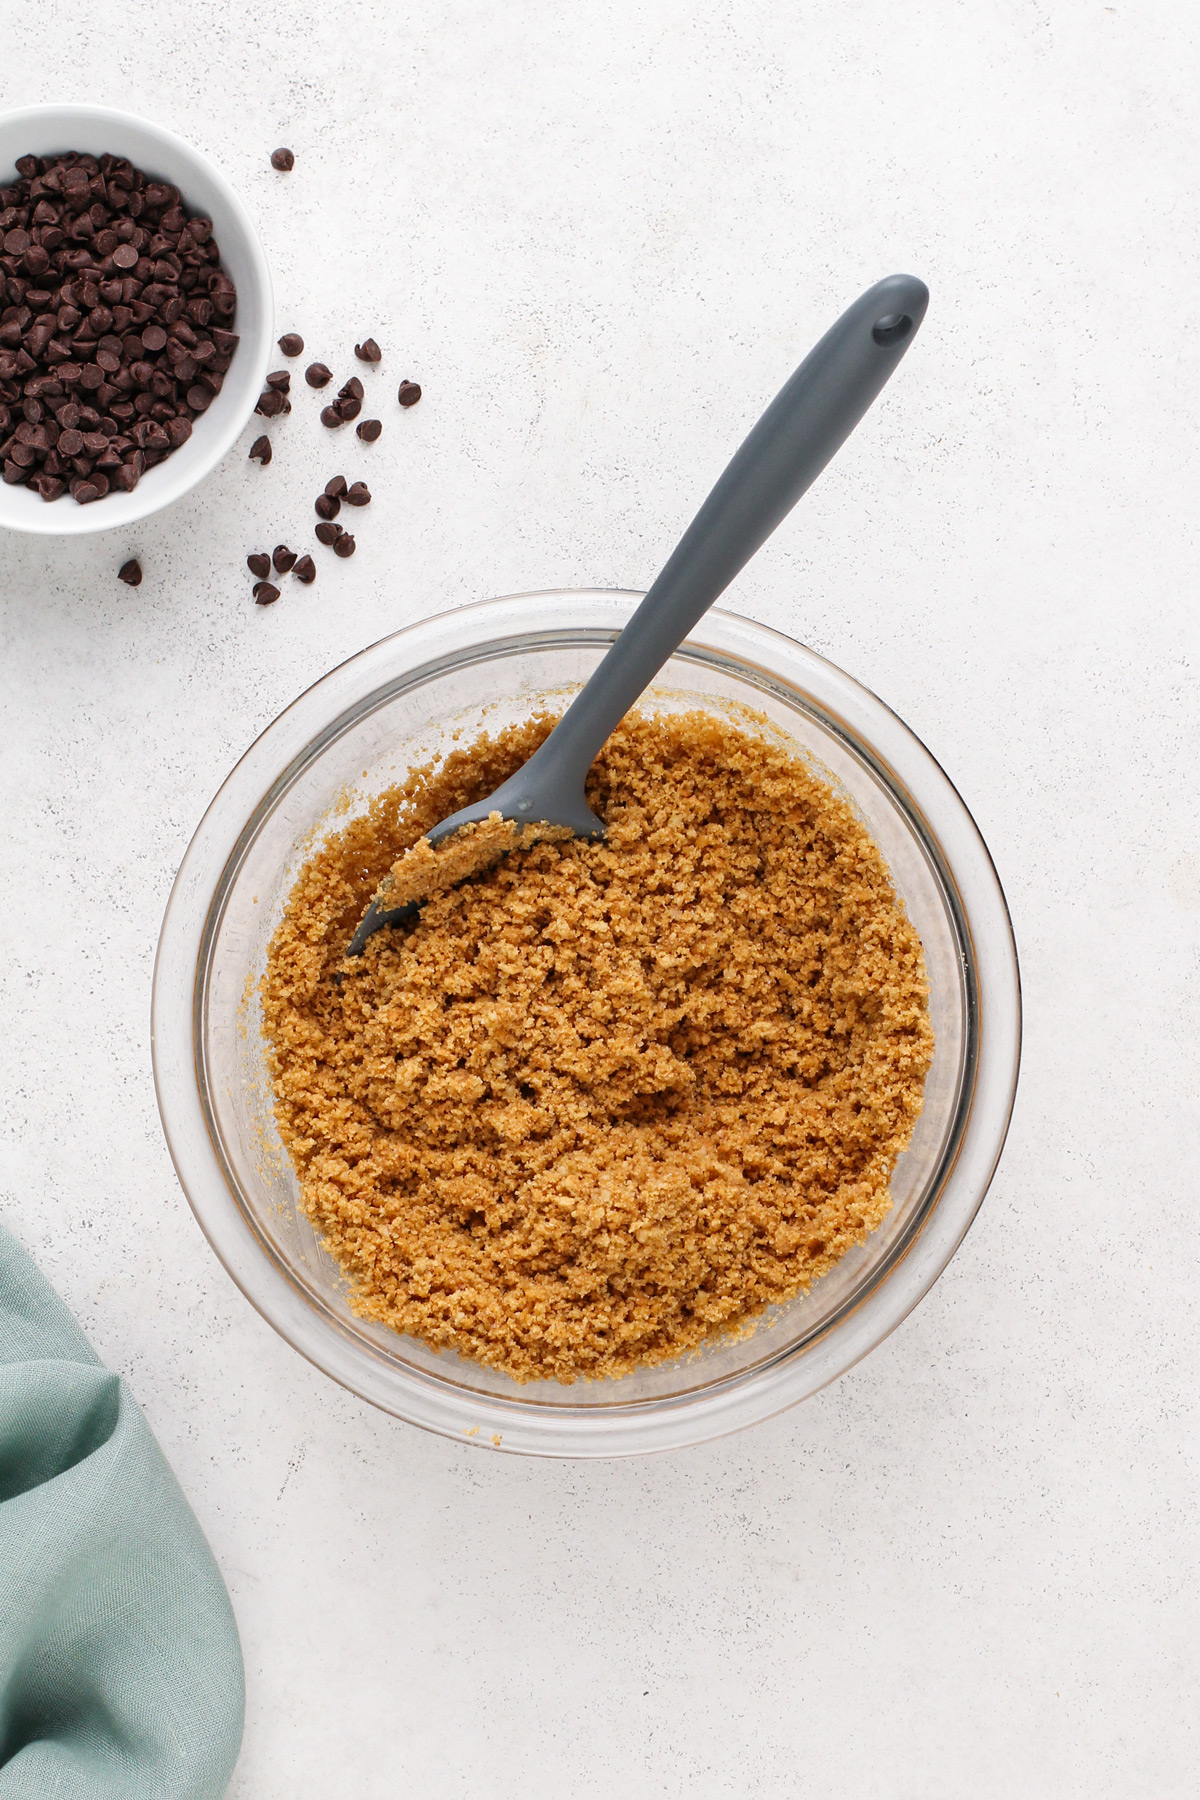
2,2,1197,1794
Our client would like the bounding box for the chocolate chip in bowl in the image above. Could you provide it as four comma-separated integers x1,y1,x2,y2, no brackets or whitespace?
0,149,235,506
0,104,271,538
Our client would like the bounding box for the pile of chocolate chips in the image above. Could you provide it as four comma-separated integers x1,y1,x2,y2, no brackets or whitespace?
0,151,237,503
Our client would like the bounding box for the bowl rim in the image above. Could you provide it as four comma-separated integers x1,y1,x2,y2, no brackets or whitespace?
0,101,272,538
152,591,1022,1456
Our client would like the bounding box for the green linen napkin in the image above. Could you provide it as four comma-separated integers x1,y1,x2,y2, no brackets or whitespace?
0,1219,244,1799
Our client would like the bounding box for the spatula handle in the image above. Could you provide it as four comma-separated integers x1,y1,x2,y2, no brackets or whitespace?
531,272,929,786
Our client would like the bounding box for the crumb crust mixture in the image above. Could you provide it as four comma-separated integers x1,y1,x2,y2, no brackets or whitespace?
262,710,934,1384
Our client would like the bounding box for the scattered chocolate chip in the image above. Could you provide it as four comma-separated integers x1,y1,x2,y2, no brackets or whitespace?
333,532,356,558
305,362,332,388
292,553,316,584
344,481,371,506
314,520,343,546
248,435,272,464
339,376,364,402
278,332,304,356
397,380,422,407
247,552,271,578
273,543,297,573
356,418,382,442
324,475,348,497
335,394,362,421
354,338,382,363
320,404,343,428
270,148,295,171
315,492,340,520
255,389,284,417
118,558,142,586
253,580,281,604
266,369,291,393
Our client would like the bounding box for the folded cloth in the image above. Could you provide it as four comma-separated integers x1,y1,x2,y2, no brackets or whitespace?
0,1219,244,1799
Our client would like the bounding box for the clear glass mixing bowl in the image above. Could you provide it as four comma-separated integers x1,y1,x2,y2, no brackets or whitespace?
152,592,1021,1456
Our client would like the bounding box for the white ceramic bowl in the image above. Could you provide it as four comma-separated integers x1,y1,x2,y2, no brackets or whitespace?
0,104,272,536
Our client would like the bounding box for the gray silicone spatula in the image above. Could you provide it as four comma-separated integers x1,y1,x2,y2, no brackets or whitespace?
348,272,928,955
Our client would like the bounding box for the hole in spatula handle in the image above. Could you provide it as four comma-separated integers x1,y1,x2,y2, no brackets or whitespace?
871,312,913,346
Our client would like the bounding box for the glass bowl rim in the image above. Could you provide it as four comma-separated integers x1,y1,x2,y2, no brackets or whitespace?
151,590,1022,1457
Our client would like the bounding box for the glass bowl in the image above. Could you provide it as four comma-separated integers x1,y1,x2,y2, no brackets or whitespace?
152,591,1021,1457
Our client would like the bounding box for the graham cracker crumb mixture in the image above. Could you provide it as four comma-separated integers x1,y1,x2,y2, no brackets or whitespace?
262,709,934,1384
379,813,573,908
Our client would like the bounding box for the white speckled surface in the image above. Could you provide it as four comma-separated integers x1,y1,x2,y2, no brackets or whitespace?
2,2,1198,1794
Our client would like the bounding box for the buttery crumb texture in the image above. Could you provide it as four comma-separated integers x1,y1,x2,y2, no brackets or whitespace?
378,813,573,908
262,710,934,1384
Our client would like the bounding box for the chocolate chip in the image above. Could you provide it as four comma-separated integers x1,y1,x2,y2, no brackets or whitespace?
333,532,356,558
324,475,347,497
314,520,342,546
278,332,304,356
356,418,382,442
248,434,272,464
255,389,284,417
397,380,422,407
273,543,297,573
315,492,340,519
305,362,332,388
0,149,239,505
292,554,316,584
247,552,271,578
339,376,364,402
253,580,281,604
320,405,343,428
266,369,290,393
335,394,362,421
270,148,295,172
118,558,142,586
354,338,381,363
344,481,371,506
